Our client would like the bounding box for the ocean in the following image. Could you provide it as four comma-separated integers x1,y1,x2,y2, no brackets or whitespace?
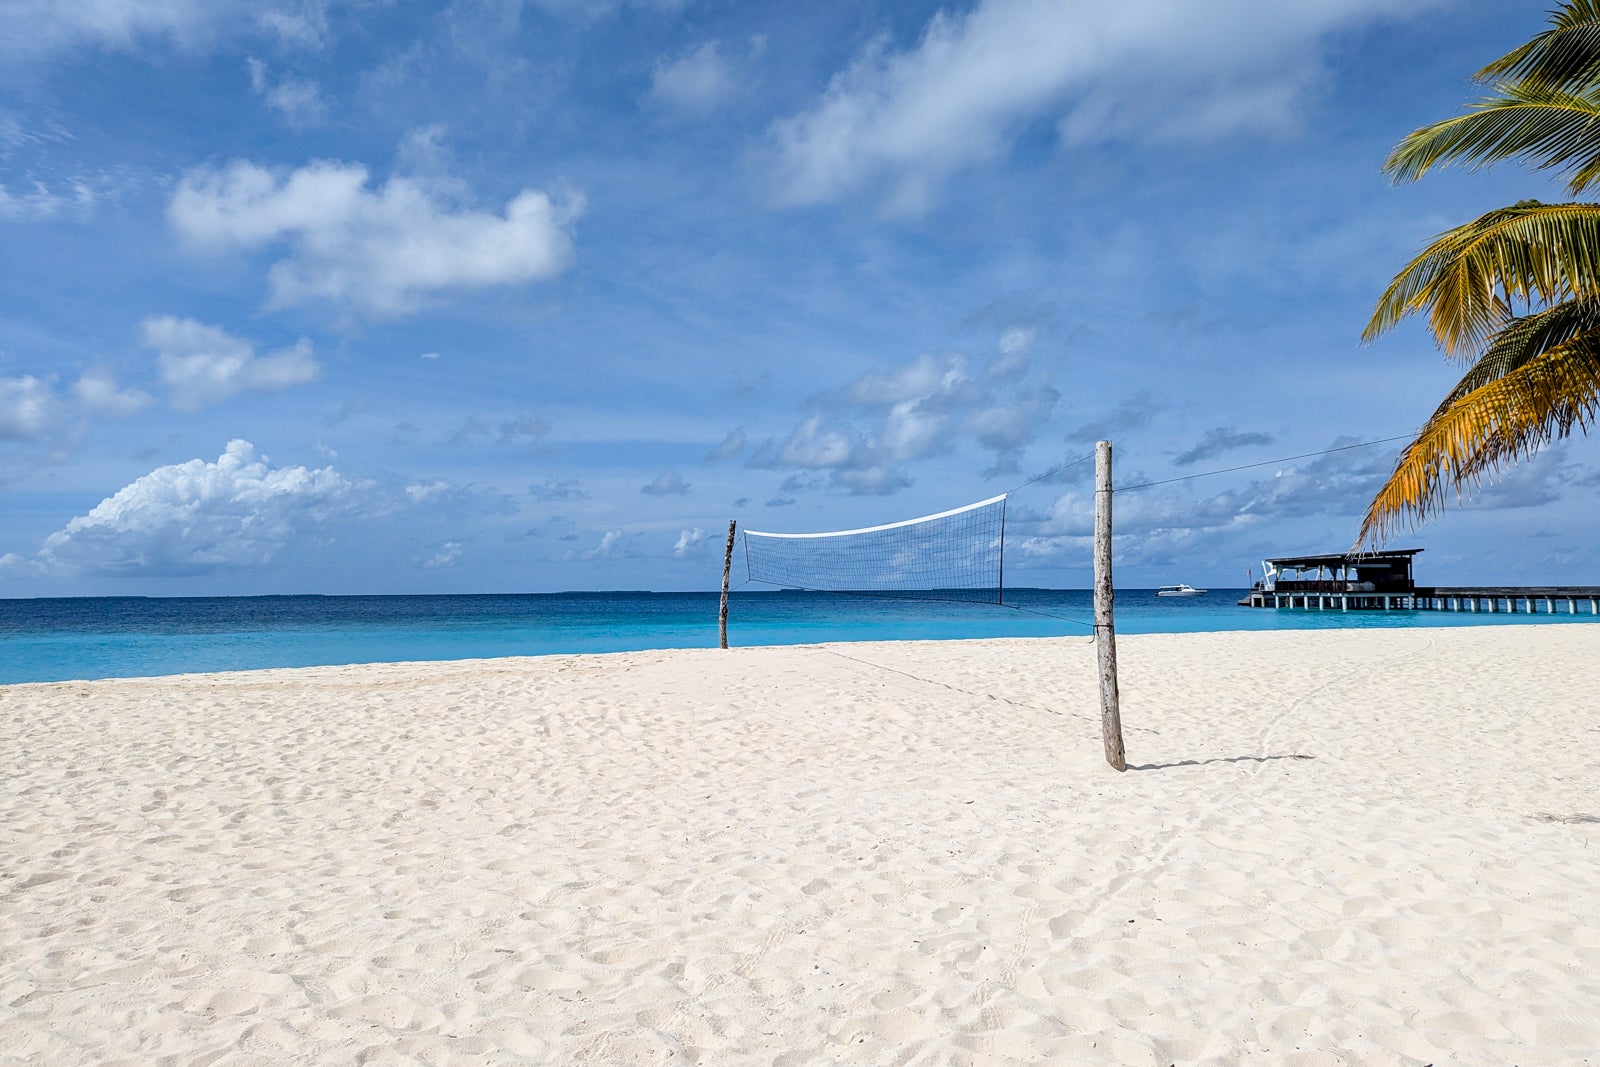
2,587,1597,685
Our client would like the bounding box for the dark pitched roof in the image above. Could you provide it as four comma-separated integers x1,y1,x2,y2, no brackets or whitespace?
1265,548,1423,568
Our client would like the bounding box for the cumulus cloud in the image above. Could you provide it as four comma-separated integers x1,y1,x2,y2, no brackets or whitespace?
751,330,1059,494
1173,426,1275,467
32,439,364,576
560,528,623,561
140,316,320,410
642,469,690,496
672,527,706,557
72,367,153,416
0,374,58,440
648,41,738,115
168,160,583,316
764,0,1435,211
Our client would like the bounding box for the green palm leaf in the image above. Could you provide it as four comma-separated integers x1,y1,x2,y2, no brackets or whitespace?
1357,330,1600,547
1364,201,1600,357
1382,84,1600,194
1478,1,1600,92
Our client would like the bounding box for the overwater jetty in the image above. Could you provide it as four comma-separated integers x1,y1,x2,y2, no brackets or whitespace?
1239,549,1600,615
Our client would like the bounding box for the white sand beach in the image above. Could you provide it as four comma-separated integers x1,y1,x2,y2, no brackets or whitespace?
3,624,1598,1065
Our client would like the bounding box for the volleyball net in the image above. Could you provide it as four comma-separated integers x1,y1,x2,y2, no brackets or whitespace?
741,494,1007,604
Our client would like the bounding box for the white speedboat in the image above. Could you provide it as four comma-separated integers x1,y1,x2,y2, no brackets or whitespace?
1156,583,1207,597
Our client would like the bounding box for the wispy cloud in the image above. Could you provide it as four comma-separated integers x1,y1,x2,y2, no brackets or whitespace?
764,0,1438,212
705,427,746,463
0,375,57,440
530,476,589,501
1067,391,1160,445
448,415,551,447
642,469,690,495
0,1,340,63
0,179,96,222
647,41,738,116
247,58,328,127
1173,426,1274,467
420,540,463,568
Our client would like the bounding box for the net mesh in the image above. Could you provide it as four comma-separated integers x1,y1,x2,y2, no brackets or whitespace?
742,494,1006,603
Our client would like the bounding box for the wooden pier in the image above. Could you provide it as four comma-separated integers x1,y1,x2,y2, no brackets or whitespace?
1240,585,1600,615
1239,549,1600,615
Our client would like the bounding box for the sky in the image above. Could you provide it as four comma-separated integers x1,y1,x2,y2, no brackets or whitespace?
0,0,1592,597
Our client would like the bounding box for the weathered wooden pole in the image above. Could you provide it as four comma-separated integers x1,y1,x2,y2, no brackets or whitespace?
1094,440,1126,771
719,519,737,649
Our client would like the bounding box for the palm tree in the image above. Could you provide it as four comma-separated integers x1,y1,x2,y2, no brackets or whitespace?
1359,1,1600,546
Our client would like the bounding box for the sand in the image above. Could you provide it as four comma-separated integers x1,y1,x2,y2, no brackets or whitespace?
2,624,1598,1066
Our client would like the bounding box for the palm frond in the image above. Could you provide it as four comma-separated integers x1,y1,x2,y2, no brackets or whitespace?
1356,331,1600,547
1426,295,1600,415
1383,84,1600,194
1478,1,1600,91
1364,201,1600,356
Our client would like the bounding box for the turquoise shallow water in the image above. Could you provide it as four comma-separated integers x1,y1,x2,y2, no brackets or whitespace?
2,588,1596,684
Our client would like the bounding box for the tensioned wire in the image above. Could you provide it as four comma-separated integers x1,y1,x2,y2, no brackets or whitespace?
1111,433,1417,494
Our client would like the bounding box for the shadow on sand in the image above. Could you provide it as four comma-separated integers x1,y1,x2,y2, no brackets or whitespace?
1131,754,1316,771
1533,812,1600,825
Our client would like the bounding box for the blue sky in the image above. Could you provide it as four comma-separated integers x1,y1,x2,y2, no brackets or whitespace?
0,0,1591,597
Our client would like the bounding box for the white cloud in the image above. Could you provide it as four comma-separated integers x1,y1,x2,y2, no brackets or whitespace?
560,528,623,561
642,469,690,495
168,160,583,316
0,1,339,62
140,316,320,410
648,41,737,116
0,375,57,439
405,480,454,503
530,476,589,501
34,439,364,576
752,331,1059,494
0,179,96,222
72,367,153,416
247,58,327,127
705,426,746,462
523,0,691,20
765,0,1435,211
672,527,706,557
421,540,463,568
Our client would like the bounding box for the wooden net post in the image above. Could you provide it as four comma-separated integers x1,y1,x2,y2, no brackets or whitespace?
1094,440,1126,771
719,519,736,649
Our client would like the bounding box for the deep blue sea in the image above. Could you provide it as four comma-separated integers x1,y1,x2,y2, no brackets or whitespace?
2,588,1597,684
